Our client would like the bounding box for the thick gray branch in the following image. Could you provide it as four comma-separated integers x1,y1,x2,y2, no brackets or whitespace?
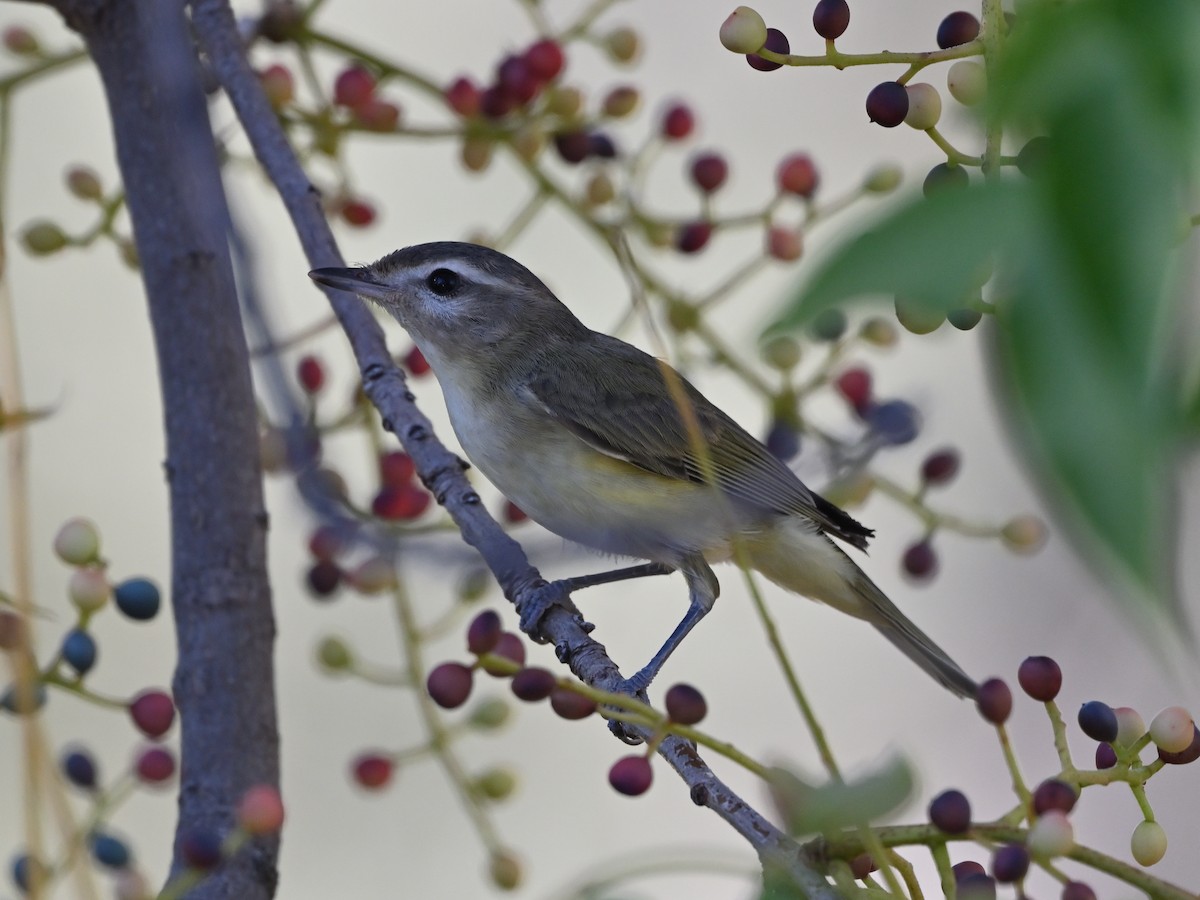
46,0,280,896
189,1,837,895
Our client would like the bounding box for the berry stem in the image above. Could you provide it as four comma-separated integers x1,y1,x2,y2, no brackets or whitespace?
994,723,1033,808
924,126,978,167
755,41,982,71
1043,699,1079,772
980,0,1006,177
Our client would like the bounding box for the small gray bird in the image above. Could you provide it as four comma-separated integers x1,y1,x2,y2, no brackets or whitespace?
310,242,977,699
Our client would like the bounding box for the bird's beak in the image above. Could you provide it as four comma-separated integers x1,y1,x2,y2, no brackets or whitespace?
309,266,387,298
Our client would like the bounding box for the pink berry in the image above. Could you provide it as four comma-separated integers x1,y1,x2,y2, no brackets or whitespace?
444,76,481,116
976,678,1012,725
523,39,565,81
259,64,295,109
1149,706,1195,754
766,226,803,261
834,367,872,413
777,153,819,198
129,690,176,739
135,746,176,784
237,784,285,834
353,99,400,132
608,755,652,795
333,65,375,108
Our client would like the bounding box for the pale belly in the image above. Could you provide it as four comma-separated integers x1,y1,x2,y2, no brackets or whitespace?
442,384,747,565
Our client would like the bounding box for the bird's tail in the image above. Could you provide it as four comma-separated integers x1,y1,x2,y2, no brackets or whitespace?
742,524,978,700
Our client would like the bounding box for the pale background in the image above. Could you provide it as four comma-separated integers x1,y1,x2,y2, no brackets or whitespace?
1,0,1198,898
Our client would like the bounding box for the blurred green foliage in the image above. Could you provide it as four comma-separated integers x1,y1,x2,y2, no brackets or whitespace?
770,0,1200,637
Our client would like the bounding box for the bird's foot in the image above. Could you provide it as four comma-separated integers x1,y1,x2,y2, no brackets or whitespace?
604,676,652,745
515,579,592,644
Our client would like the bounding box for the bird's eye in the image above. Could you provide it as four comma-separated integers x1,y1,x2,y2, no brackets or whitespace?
426,268,460,297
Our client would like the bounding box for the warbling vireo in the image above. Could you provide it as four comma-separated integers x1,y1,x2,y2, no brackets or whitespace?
310,242,977,699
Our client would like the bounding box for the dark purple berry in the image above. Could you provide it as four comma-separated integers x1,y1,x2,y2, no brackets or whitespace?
902,541,938,580
306,560,341,597
812,0,850,40
113,578,161,621
765,420,800,461
928,789,971,834
62,629,97,675
923,162,970,196
510,667,557,702
554,131,591,164
991,843,1029,883
608,755,653,795
976,678,1013,725
180,828,223,870
1032,778,1078,815
921,449,960,485
1095,742,1117,769
866,399,920,445
675,221,713,254
427,662,473,709
62,748,98,789
1017,655,1062,701
937,11,981,48
865,82,909,127
689,153,729,193
664,683,707,725
1062,881,1097,900
1078,700,1118,743
958,873,997,900
588,132,618,158
746,28,789,71
952,861,986,882
549,687,596,720
466,610,502,655
129,690,175,738
480,632,526,675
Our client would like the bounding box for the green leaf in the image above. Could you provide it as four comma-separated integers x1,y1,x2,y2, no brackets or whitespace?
768,756,913,837
766,181,1030,334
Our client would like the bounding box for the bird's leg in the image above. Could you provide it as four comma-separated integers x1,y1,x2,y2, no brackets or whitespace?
555,562,675,592
516,563,676,639
623,556,718,695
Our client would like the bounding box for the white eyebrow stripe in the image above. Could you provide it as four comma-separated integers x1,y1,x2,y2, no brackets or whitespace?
414,261,512,292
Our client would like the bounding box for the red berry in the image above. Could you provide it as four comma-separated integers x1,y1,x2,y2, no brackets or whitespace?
379,451,416,487
523,39,565,81
664,683,707,725
766,226,803,261
353,99,400,132
902,540,937,580
746,27,790,71
675,221,713,254
334,65,375,108
1017,656,1062,701
371,484,431,520
135,746,176,783
503,500,528,524
467,610,503,655
404,346,430,375
976,678,1013,725
297,355,324,393
1032,778,1078,815
834,367,872,413
129,690,176,739
306,559,342,596
866,81,909,127
921,448,960,485
937,11,981,49
812,0,850,40
608,755,652,795
776,153,819,198
444,76,481,116
689,153,728,193
341,199,376,227
549,687,596,720
237,785,285,834
928,789,971,834
353,753,393,789
661,103,695,140
511,667,557,702
307,525,345,561
427,662,474,709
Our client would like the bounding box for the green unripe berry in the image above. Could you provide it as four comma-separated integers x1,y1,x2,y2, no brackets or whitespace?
54,518,101,566
469,696,511,730
863,163,902,194
1130,820,1167,867
22,221,68,255
316,636,353,671
719,6,768,54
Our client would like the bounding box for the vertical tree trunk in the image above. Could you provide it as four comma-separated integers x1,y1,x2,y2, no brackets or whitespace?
51,1,280,895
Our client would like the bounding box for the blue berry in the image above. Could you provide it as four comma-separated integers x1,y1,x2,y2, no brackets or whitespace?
62,748,98,789
765,420,801,461
62,629,97,675
1078,700,1119,743
11,853,42,894
113,578,162,621
866,400,920,445
89,832,131,869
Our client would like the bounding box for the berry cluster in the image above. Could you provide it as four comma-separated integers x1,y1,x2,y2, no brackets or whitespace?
19,164,137,268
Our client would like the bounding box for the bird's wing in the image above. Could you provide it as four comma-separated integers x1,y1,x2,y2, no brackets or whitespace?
522,334,872,549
